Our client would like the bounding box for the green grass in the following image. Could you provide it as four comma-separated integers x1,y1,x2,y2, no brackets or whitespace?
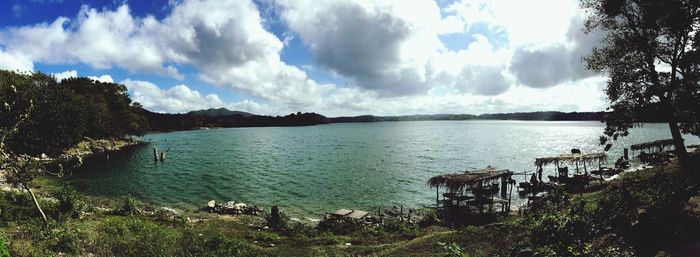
1,153,699,256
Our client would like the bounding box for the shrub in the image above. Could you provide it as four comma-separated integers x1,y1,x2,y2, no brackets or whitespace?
178,231,261,257
114,195,140,216
417,208,441,227
317,217,365,235
265,206,288,231
48,227,81,254
55,185,82,220
380,218,419,239
443,242,469,257
0,237,10,257
91,217,178,257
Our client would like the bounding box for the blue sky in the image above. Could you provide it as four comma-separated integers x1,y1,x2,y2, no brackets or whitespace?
0,0,608,116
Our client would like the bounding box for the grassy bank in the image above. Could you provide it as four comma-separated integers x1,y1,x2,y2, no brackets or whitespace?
1,153,699,256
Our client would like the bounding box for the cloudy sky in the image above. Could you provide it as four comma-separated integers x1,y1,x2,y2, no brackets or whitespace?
0,0,608,116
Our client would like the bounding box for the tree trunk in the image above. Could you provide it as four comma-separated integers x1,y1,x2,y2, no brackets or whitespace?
668,120,689,167
662,95,689,167
23,183,48,226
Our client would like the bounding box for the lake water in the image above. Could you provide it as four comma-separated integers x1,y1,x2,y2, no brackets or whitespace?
67,121,700,219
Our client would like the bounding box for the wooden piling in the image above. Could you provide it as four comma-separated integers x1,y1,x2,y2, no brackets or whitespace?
160,151,166,161
153,147,158,162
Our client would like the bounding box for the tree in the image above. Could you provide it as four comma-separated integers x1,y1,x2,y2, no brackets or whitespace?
0,72,51,226
582,0,700,166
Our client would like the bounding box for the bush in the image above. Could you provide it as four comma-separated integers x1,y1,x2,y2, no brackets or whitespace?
380,218,419,239
317,217,365,235
417,208,441,227
283,221,316,238
91,217,178,257
0,237,10,257
443,242,469,257
264,206,288,231
55,185,82,220
178,231,261,257
48,227,81,254
114,195,140,216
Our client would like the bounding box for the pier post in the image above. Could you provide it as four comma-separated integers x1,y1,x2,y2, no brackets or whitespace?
160,151,166,161
624,148,629,160
153,147,158,162
435,187,439,206
500,177,507,197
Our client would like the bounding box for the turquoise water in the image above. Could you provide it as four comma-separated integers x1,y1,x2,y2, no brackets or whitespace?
68,121,700,218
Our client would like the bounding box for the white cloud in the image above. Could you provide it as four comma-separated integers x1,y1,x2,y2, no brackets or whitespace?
277,0,445,96
52,70,77,81
121,79,225,113
445,0,580,47
87,74,113,83
0,0,329,108
0,50,33,71
51,70,113,83
121,78,279,115
310,76,607,117
0,0,608,115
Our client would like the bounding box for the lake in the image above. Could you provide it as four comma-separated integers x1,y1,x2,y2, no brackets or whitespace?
67,121,700,219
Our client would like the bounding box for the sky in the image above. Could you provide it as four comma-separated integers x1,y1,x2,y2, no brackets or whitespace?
0,0,609,116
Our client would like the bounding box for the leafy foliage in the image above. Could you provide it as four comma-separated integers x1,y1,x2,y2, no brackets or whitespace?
582,0,700,163
0,70,148,156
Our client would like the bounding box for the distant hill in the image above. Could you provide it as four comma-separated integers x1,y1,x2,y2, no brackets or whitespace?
330,111,606,123
186,108,254,117
142,109,330,132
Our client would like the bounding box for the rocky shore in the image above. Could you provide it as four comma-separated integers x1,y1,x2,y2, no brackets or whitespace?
40,138,146,171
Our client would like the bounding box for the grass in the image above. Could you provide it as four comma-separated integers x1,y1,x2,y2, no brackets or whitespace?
0,153,699,256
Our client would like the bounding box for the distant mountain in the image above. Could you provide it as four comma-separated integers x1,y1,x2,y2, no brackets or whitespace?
141,109,330,132
186,108,254,117
330,111,606,123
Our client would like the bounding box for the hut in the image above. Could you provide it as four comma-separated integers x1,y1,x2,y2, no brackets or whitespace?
427,167,514,216
631,139,677,153
534,152,607,179
531,152,607,192
631,139,682,164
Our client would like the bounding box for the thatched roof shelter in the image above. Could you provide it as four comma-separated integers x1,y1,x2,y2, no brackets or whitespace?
427,167,512,192
534,153,607,167
631,139,677,152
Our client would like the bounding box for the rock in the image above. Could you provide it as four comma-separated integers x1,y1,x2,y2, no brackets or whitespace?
207,200,216,209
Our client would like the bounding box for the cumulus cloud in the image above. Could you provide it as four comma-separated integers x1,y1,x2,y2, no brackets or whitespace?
121,79,224,113
311,76,607,117
445,0,581,47
52,70,77,81
0,0,329,107
429,34,512,95
51,70,113,83
277,0,446,96
0,8,170,76
88,74,113,83
508,17,604,88
0,0,609,115
0,50,33,71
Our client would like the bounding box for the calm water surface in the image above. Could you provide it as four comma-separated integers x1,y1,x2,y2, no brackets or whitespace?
68,121,700,218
